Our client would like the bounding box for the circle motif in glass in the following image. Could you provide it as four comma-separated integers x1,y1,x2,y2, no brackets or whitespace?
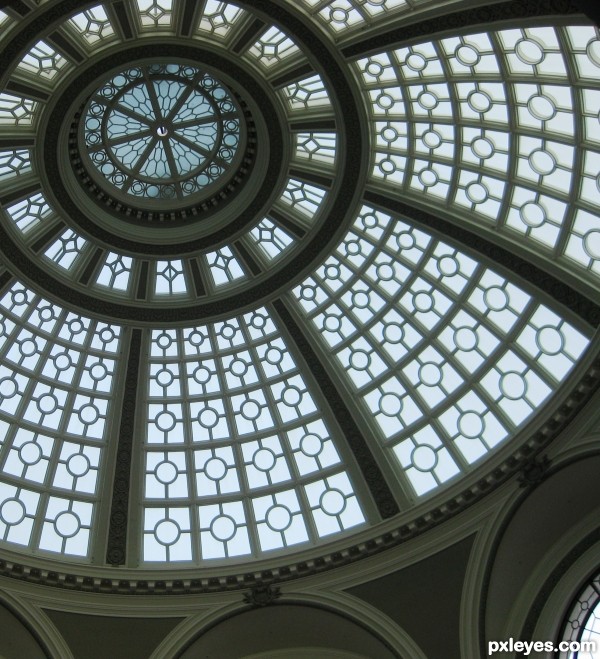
82,64,241,200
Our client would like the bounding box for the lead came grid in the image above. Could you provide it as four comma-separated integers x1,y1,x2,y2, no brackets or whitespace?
293,206,590,496
142,307,365,562
356,25,600,282
82,64,242,200
0,284,120,558
16,40,69,81
298,0,426,36
1,4,340,305
0,149,32,181
197,1,246,41
68,6,116,46
0,0,597,564
560,573,600,657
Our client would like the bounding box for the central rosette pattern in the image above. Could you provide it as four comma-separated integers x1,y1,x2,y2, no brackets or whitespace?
82,64,241,200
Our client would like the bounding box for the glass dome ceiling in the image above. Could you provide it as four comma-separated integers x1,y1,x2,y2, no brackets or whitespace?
0,0,599,588
82,63,243,201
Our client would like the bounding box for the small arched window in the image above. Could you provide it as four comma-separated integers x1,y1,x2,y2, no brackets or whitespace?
559,572,600,658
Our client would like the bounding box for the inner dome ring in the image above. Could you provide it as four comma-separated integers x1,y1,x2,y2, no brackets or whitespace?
39,46,287,254
82,64,244,205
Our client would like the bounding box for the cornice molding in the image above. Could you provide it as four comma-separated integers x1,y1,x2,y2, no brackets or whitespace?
0,355,596,595
0,0,599,604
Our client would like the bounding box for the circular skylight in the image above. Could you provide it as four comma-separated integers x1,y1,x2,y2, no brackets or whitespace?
0,0,598,590
82,64,242,201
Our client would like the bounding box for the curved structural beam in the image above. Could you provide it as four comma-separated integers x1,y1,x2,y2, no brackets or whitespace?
106,329,142,565
273,299,400,520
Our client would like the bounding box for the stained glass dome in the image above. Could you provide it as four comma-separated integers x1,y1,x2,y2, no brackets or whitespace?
0,0,599,591
82,64,243,202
